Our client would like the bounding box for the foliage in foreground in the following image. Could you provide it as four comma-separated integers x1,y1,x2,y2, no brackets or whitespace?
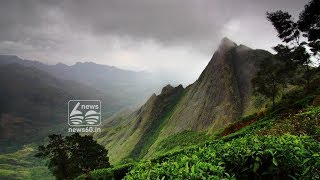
125,134,320,179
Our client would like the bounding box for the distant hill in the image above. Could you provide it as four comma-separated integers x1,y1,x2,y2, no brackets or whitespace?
0,63,124,152
94,38,273,163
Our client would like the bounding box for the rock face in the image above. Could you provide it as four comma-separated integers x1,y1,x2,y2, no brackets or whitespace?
161,38,271,134
96,37,272,163
163,38,241,133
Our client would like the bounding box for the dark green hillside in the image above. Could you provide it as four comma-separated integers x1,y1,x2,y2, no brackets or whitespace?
94,85,184,163
129,85,184,159
0,63,123,153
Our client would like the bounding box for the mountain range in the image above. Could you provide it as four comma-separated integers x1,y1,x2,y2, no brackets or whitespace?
0,55,164,105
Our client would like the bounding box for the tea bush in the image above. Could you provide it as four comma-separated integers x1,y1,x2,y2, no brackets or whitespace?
125,134,320,179
75,163,133,180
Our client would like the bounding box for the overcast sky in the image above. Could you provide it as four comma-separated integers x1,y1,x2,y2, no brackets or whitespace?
0,0,310,84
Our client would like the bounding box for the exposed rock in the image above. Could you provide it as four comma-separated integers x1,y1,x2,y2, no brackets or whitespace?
161,84,175,95
160,38,272,135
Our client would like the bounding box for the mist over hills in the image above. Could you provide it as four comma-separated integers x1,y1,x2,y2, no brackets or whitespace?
0,38,271,157
0,55,166,152
0,63,120,152
0,55,165,105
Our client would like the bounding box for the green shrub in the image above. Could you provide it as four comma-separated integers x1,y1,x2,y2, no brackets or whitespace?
75,163,133,180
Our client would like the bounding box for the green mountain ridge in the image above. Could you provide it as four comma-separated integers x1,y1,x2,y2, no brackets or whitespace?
95,84,184,162
95,38,273,163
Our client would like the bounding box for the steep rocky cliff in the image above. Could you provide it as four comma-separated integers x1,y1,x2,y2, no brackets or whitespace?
96,38,272,163
161,38,271,135
95,85,184,162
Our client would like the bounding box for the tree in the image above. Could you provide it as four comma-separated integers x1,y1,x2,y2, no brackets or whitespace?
266,0,320,93
36,133,110,180
299,0,320,58
35,134,69,179
66,133,111,178
251,58,287,110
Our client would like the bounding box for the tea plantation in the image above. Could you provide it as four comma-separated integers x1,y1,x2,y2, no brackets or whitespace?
76,95,320,179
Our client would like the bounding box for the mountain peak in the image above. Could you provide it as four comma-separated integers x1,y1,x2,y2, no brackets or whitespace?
218,37,237,52
221,37,236,44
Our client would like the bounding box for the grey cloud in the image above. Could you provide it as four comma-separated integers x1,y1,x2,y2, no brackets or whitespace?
0,0,309,46
61,0,308,43
0,0,312,83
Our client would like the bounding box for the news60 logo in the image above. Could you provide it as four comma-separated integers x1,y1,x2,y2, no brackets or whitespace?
68,100,101,126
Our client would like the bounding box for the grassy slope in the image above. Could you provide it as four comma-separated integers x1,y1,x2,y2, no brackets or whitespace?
0,144,54,180
129,88,184,160
140,91,189,160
